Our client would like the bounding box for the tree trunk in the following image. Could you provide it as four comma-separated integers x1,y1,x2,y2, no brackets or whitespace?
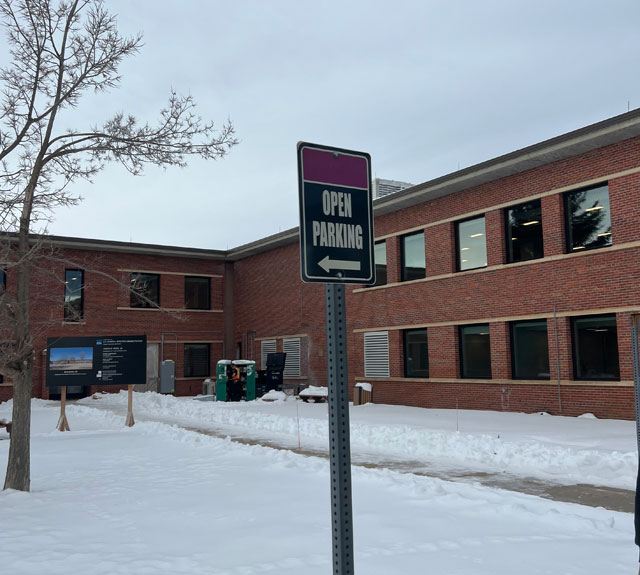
3,366,31,491
3,226,33,492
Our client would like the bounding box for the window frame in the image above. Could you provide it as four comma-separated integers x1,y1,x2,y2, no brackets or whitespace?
184,276,211,310
459,323,492,379
64,269,84,322
130,273,160,308
510,319,550,380
505,200,544,264
183,343,210,378
403,328,429,378
400,231,426,282
372,240,387,287
564,183,612,254
570,314,620,381
455,215,488,272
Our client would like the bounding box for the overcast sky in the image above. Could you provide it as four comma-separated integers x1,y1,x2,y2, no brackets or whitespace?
6,1,640,250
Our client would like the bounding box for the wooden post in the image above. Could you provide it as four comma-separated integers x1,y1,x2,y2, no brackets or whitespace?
125,384,135,427
56,386,70,432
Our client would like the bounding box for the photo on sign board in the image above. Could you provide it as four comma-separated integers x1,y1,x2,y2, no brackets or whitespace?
49,347,94,371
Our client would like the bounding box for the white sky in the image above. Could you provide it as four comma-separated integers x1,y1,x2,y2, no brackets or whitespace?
6,1,640,249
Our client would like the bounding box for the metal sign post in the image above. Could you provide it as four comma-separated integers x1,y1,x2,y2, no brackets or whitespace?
297,142,374,575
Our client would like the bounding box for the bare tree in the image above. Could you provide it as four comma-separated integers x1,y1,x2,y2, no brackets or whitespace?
0,0,237,491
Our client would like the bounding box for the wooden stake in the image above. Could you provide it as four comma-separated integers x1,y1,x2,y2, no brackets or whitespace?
56,386,70,432
125,384,135,427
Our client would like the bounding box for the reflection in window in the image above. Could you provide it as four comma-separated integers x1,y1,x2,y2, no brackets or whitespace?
572,315,619,380
64,269,84,321
401,232,425,281
456,217,487,271
130,273,160,308
506,200,543,263
565,184,612,252
185,276,210,310
404,328,429,378
460,324,491,378
184,343,210,377
373,241,387,286
511,320,550,379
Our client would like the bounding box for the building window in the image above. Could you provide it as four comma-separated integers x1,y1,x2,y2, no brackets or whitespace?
130,273,159,308
0,267,5,291
261,339,276,369
184,343,210,377
64,269,84,321
364,331,389,377
572,314,619,380
185,276,210,310
565,183,612,253
373,241,387,286
506,200,543,263
456,216,487,271
460,324,491,379
401,232,425,281
283,338,301,377
404,328,429,378
511,320,550,380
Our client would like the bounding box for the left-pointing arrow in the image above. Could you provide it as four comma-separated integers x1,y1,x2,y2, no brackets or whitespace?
318,256,361,273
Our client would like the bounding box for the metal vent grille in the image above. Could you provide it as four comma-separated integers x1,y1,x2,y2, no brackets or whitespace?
283,338,301,377
364,331,389,377
261,339,276,369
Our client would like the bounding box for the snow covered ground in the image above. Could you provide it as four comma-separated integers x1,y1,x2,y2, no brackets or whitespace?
0,393,637,574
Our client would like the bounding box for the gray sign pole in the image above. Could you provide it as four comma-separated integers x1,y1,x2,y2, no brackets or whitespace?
325,282,354,575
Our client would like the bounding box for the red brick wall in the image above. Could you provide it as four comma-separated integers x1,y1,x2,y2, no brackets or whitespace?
233,135,640,419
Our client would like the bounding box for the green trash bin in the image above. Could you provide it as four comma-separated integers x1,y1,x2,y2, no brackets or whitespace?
233,360,256,401
216,360,232,401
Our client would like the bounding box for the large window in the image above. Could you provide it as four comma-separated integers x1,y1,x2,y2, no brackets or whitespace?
184,343,210,377
506,200,543,263
404,328,429,378
64,269,84,321
185,276,210,310
130,273,159,308
572,315,619,380
511,320,550,380
460,324,491,379
373,241,387,286
364,331,389,378
456,216,487,271
401,232,425,281
565,183,612,253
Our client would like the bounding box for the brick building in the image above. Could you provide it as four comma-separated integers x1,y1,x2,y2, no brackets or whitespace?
2,110,640,419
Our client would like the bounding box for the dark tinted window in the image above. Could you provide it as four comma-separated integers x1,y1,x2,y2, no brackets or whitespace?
64,269,84,321
130,273,159,308
401,232,425,281
511,320,550,379
572,315,619,380
460,324,491,378
404,328,429,378
565,184,612,253
184,343,210,377
185,276,210,310
506,200,543,263
457,217,487,271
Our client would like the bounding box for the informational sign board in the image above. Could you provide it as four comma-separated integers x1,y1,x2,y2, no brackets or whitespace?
297,142,374,284
46,335,146,387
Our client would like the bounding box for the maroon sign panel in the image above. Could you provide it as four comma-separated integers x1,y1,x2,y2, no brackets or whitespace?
297,142,374,284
